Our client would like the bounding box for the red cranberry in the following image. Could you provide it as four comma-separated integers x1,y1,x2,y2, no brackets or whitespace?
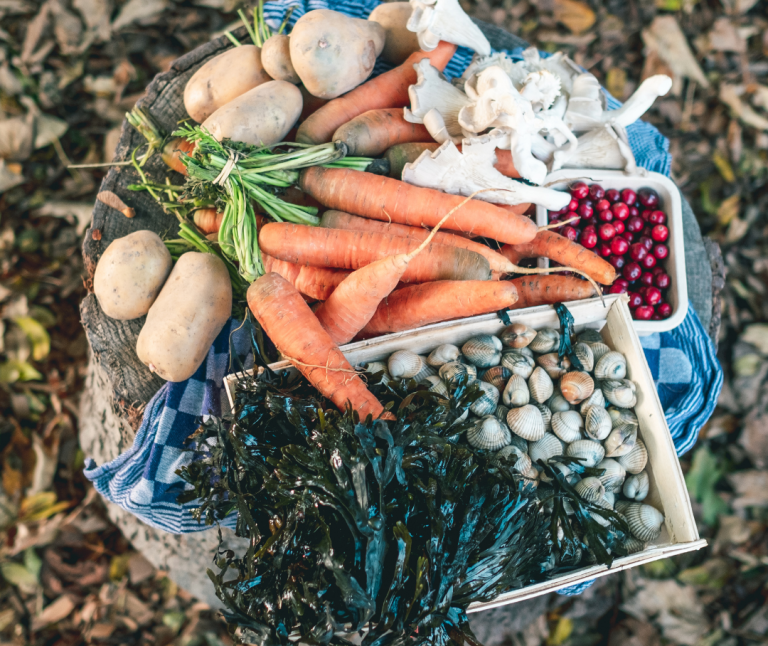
609,283,628,294
649,210,666,225
562,226,579,241
651,224,669,242
549,214,560,224
653,244,669,260
614,278,629,290
578,202,594,218
621,188,637,205
638,188,660,209
581,229,598,249
598,223,616,240
628,292,643,308
598,243,613,258
571,181,589,199
642,286,662,306
598,209,614,222
589,184,605,200
613,221,625,235
568,198,579,212
611,202,630,220
622,231,635,243
582,216,598,227
629,206,640,218
652,314,662,320
611,237,629,255
641,227,654,240
652,265,666,275
654,272,670,289
606,188,620,203
657,302,673,318
627,216,644,233
639,236,654,250
623,262,642,282
641,253,657,269
634,305,654,320
596,198,611,212
639,272,655,287
628,243,647,261
609,255,626,270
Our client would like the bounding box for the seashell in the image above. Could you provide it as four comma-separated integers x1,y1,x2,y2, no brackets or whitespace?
590,510,612,528
501,351,535,379
577,329,603,344
518,346,534,358
422,375,449,397
470,381,500,417
537,353,570,379
618,438,648,474
540,461,574,484
614,499,631,515
427,344,461,367
494,404,510,423
566,439,605,468
462,334,503,368
560,371,594,404
528,433,564,464
502,374,530,407
365,361,392,384
508,429,530,454
388,350,423,379
412,358,436,383
623,502,665,542
497,447,539,480
604,423,638,458
594,351,628,380
439,361,477,385
493,444,525,465
623,537,647,555
596,459,626,493
623,471,650,501
500,323,536,349
579,389,606,416
528,367,554,404
588,342,611,362
573,342,594,372
467,415,511,451
585,406,612,441
602,379,637,408
548,393,571,413
529,328,560,353
609,407,638,428
551,410,584,443
480,366,512,391
575,476,605,502
506,404,546,441
602,491,616,508
533,402,552,430
450,409,469,427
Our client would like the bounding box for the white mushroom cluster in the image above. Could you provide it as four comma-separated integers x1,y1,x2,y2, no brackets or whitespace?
365,324,664,557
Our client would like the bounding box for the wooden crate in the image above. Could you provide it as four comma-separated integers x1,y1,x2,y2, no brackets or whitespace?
224,294,705,609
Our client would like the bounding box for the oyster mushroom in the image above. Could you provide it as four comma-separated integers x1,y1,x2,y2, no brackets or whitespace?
407,0,491,56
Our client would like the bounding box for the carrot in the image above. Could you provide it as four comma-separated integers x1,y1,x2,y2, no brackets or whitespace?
259,222,491,283
508,275,597,310
262,253,350,301
357,280,519,339
299,166,538,245
385,142,440,178
247,273,385,419
492,149,519,179
299,85,329,122
500,230,616,285
333,108,431,157
193,208,224,235
161,137,195,176
296,41,457,145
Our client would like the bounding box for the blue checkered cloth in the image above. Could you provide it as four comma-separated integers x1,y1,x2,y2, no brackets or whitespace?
83,0,722,596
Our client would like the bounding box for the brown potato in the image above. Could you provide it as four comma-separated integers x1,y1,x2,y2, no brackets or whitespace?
369,2,421,65
183,45,272,123
136,252,231,382
261,34,300,84
93,230,172,321
201,80,303,147
290,9,385,99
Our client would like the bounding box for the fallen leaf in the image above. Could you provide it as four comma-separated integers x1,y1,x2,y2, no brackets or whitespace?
0,159,25,193
751,85,768,112
711,150,736,183
642,16,709,90
14,316,50,360
20,0,51,62
72,0,111,41
607,617,660,646
31,594,75,631
708,17,747,53
29,427,60,494
606,68,627,100
110,552,131,581
714,515,754,549
33,201,93,235
0,561,39,592
552,0,595,35
112,0,168,31
128,552,155,585
34,113,68,149
721,84,768,131
0,64,23,95
0,113,35,161
677,558,731,589
717,194,740,226
686,446,730,525
49,0,85,55
728,470,768,508
0,359,43,383
547,617,573,645
0,608,15,632
654,0,681,9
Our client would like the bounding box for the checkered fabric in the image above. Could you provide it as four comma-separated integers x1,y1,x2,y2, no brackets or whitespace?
83,0,722,597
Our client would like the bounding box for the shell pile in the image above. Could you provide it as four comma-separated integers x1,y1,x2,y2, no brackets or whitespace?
374,325,664,556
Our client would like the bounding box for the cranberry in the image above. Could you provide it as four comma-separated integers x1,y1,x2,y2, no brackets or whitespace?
598,209,614,222
651,224,669,242
621,188,637,205
653,244,669,260
657,302,673,318
654,272,671,289
609,283,628,294
606,188,620,203
623,262,642,282
568,198,579,212
613,221,625,235
582,216,598,228
627,216,644,233
628,243,647,261
614,278,629,290
609,255,626,270
571,181,589,199
628,292,643,308
589,184,605,200
652,314,661,320
581,229,598,249
634,305,654,320
639,272,655,287
641,286,662,306
622,231,635,243
578,202,594,219
629,206,640,218
562,210,580,225
598,243,613,258
598,223,616,240
562,225,579,242
549,214,560,224
652,265,666,275
639,236,654,250
611,202,630,220
638,187,660,209
648,210,666,225
641,227,654,240
596,198,611,212
611,237,629,255
641,253,657,269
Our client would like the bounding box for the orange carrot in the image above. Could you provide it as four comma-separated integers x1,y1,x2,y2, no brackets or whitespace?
299,166,538,245
492,149,519,179
385,142,440,178
161,137,195,176
193,208,224,235
259,222,491,283
508,275,597,310
356,280,519,339
247,273,384,418
333,108,431,157
262,253,350,301
500,230,616,285
296,41,457,145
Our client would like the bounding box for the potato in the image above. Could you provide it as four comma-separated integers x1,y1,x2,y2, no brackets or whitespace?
93,230,172,321
290,9,386,99
261,34,300,84
369,2,421,66
201,80,303,147
137,252,231,382
183,45,272,123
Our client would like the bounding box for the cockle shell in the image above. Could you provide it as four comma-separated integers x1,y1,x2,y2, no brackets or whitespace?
528,366,554,404
585,405,612,441
467,415,511,450
506,404,546,441
365,361,392,384
422,375,449,396
500,323,536,349
503,374,530,407
575,476,605,502
470,381,500,417
596,458,626,493
501,351,535,379
412,358,436,383
594,351,628,380
513,451,539,481
623,537,647,555
480,366,512,390
529,328,560,353
623,471,650,501
496,446,538,480
551,410,584,443
623,502,664,542
537,353,570,379
494,404,510,423
528,433,564,464
548,393,571,413
589,342,611,363
566,439,605,468
533,402,552,431
602,379,637,408
518,346,534,358
493,444,525,466
609,407,638,428
618,438,648,474
427,343,461,367
577,329,603,344
439,361,477,384
388,350,423,379
615,499,630,515
540,461,575,484
573,342,595,372
604,423,637,458
602,491,616,508
579,389,606,416
560,371,594,404
462,334,503,368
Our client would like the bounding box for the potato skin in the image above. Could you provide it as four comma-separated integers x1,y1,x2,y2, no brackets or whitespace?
290,9,386,99
136,252,232,382
368,2,421,65
93,230,172,321
201,80,303,147
184,45,272,123
261,34,300,84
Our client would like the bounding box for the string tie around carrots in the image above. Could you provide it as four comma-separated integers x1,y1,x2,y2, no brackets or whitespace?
213,150,242,186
